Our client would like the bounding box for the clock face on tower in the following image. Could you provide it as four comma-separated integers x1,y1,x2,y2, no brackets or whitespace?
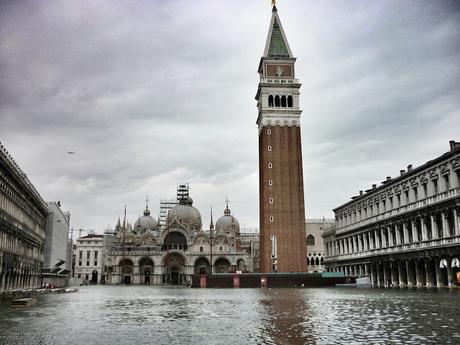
265,63,293,78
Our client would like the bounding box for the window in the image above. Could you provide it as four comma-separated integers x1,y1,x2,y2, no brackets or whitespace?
413,187,418,201
94,251,98,259
86,261,90,266
281,95,287,107
397,194,401,207
268,162,272,169
389,197,393,209
269,216,274,222
94,261,98,267
200,246,203,252
268,145,272,152
78,261,82,266
433,179,438,194
85,274,89,281
267,128,271,135
86,251,90,260
219,246,223,252
268,180,273,186
423,183,428,198
444,174,450,191
287,95,293,107
404,190,409,204
269,197,273,204
79,250,82,259
78,274,81,278
275,95,280,107
268,95,274,107
306,235,315,245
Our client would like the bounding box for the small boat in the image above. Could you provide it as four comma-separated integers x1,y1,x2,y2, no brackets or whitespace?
11,298,37,307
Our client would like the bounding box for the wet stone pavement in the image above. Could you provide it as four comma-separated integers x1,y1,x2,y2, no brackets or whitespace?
0,286,459,345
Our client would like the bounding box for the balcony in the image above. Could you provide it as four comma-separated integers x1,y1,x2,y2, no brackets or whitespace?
325,235,460,262
336,187,459,235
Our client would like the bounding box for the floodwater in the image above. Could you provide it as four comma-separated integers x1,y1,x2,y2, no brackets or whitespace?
0,286,459,345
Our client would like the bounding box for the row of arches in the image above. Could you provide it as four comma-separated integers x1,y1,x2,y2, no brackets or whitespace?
268,95,293,108
113,254,245,285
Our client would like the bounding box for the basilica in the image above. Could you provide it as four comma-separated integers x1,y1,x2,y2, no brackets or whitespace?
104,194,257,285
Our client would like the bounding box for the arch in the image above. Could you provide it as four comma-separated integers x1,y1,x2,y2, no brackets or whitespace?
118,258,134,284
193,234,209,246
307,257,310,265
315,257,320,266
139,257,154,284
194,257,210,275
268,95,274,107
236,258,246,271
162,231,188,251
306,234,315,246
274,95,280,107
320,257,324,265
281,95,287,107
163,252,186,285
214,235,229,245
214,257,231,273
287,95,293,107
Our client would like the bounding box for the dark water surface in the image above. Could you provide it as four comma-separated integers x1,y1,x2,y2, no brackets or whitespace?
1,286,459,345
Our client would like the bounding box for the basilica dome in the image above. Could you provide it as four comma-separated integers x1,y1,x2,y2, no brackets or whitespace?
134,207,158,233
216,206,240,235
167,196,202,231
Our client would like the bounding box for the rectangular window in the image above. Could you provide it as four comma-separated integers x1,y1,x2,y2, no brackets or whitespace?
423,183,428,198
78,261,82,266
94,261,98,267
444,174,450,191
404,190,409,204
94,251,98,259
86,274,89,281
413,187,418,201
267,145,272,152
433,179,438,194
397,194,401,207
382,200,386,212
78,274,81,278
86,251,90,259
86,261,90,266
79,250,82,259
389,197,393,209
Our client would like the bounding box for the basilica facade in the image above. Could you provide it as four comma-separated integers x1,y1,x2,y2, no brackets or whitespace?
104,195,256,285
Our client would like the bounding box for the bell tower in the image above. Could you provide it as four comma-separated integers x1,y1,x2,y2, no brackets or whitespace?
256,4,307,273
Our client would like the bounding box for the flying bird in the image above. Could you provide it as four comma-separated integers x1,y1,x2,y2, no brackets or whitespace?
66,151,76,155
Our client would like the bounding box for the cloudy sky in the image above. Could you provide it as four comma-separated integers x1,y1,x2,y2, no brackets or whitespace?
1,0,459,234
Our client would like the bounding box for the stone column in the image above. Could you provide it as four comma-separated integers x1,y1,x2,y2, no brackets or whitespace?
398,261,405,287
454,208,459,236
388,227,393,247
435,259,443,287
395,225,401,245
391,262,398,287
403,222,409,244
415,261,421,287
406,261,413,286
370,264,376,286
447,262,454,287
411,220,417,242
383,263,389,287
421,218,427,241
431,215,438,239
425,261,432,287
441,211,447,237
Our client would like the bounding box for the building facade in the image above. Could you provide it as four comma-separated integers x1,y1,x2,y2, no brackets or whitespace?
323,141,460,287
42,201,71,287
256,5,307,273
73,234,104,284
0,142,48,294
103,194,256,285
305,219,334,273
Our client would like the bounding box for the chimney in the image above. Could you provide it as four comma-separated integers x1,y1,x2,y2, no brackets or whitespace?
407,164,413,172
400,170,405,176
359,190,363,196
386,176,391,181
372,184,377,189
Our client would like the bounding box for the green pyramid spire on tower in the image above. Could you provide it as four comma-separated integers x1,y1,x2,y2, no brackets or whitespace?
267,18,290,57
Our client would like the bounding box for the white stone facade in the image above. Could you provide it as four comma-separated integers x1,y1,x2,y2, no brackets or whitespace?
74,234,103,284
323,141,460,287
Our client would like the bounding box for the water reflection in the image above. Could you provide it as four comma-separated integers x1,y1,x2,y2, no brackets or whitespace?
0,286,459,345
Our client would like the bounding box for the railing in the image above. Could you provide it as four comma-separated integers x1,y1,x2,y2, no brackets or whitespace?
325,235,460,262
336,188,459,234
